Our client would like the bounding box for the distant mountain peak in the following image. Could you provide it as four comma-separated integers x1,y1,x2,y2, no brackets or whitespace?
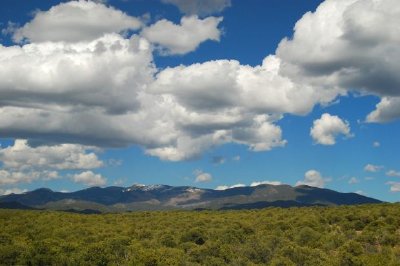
0,183,382,212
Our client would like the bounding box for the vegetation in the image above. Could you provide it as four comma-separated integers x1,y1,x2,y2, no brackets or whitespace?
0,204,399,265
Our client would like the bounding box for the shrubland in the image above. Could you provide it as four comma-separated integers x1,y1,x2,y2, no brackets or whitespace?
0,204,399,265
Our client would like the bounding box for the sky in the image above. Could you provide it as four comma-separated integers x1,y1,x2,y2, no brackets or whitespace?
0,0,399,202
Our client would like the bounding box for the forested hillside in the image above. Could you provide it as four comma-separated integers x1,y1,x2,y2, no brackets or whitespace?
1,204,399,265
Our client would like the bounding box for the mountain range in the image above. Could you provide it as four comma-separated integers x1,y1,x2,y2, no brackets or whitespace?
0,184,382,213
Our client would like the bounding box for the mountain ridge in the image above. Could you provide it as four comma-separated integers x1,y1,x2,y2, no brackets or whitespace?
0,183,382,213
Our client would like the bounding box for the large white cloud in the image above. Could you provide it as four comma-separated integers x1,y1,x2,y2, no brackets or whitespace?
310,113,351,145
0,139,103,171
296,170,326,188
161,0,231,16
0,34,153,115
0,0,398,166
13,0,142,43
276,0,400,122
151,56,339,115
141,16,222,55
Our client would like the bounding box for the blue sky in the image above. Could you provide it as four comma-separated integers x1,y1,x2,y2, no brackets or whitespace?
0,0,399,202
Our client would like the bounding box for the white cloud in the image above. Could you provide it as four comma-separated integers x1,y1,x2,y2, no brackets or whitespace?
215,185,228,190
71,171,107,186
13,0,142,43
0,187,27,196
194,170,212,183
0,170,59,185
386,182,400,192
310,113,352,145
0,34,153,116
250,180,282,186
296,170,326,188
364,164,383,172
355,190,364,195
0,139,103,171
0,32,293,162
276,0,400,122
142,16,222,55
0,0,398,165
386,170,400,177
348,177,359,184
161,0,231,16
367,97,400,123
373,141,380,147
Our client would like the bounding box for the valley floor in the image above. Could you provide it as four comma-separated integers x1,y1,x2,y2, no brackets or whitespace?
1,204,400,265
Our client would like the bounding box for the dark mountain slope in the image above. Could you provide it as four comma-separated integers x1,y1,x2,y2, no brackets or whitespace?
0,183,382,212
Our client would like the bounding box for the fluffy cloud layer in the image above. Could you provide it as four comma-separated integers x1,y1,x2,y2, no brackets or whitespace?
0,0,399,169
71,171,107,186
161,0,231,16
277,0,400,122
0,170,59,185
0,139,103,186
310,113,351,145
296,170,326,188
13,0,142,43
0,140,103,170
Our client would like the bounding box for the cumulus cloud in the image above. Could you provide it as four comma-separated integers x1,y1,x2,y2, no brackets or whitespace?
194,170,212,183
386,170,400,177
71,171,107,186
366,97,400,123
0,170,59,185
0,139,103,171
142,16,222,55
310,113,351,145
276,0,400,122
1,0,398,166
250,180,282,186
0,34,153,117
364,164,383,172
296,170,326,188
386,181,400,192
161,0,231,16
13,0,142,43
